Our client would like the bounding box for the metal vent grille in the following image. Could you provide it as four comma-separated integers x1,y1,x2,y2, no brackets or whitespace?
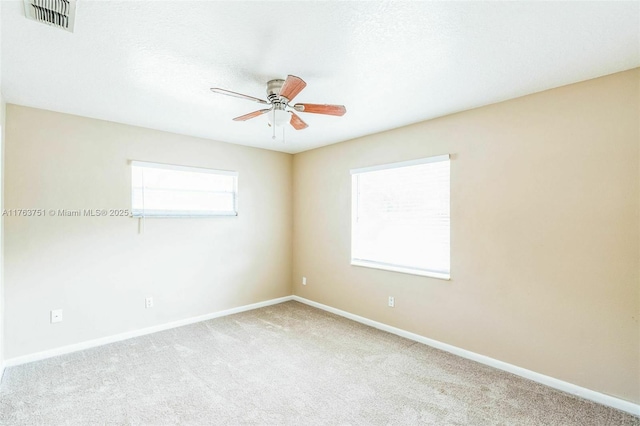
23,0,76,32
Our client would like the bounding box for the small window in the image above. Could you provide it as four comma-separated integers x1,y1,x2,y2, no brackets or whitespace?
131,161,238,217
351,155,450,279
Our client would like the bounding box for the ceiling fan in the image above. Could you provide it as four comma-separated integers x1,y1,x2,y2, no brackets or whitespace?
210,75,346,132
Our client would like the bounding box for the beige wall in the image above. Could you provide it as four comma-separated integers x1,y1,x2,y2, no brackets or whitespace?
292,69,640,403
0,94,5,372
4,105,292,359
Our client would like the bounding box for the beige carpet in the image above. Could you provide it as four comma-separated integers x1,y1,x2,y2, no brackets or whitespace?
0,301,637,425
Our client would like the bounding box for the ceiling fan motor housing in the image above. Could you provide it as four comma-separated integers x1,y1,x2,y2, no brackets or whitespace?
267,79,285,103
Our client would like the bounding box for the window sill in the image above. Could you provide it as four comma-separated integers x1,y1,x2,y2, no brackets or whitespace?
131,213,237,218
350,260,450,280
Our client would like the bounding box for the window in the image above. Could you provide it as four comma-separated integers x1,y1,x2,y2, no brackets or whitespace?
351,155,450,279
131,161,238,217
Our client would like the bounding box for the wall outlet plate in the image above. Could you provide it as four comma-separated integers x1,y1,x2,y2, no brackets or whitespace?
302,276,307,285
388,296,395,308
51,309,63,323
145,297,153,309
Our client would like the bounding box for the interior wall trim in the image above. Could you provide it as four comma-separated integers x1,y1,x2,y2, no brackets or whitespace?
3,296,294,368
291,295,640,416
3,293,638,416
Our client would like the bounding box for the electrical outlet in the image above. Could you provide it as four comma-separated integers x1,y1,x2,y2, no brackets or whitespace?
388,296,395,308
51,309,63,323
145,297,153,309
302,276,307,285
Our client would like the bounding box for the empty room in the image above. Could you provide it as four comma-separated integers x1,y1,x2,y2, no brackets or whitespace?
0,1,638,424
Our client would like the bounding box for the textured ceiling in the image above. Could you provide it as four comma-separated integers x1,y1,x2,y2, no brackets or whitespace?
2,1,639,154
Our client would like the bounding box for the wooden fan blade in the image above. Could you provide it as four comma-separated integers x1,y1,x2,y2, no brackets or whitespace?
290,112,309,130
210,88,269,105
279,75,307,102
233,109,271,121
293,103,346,116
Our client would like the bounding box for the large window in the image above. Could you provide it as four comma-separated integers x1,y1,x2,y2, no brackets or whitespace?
351,155,450,279
131,161,238,217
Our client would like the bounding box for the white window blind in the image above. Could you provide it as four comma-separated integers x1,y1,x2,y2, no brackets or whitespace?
131,161,238,217
351,155,450,279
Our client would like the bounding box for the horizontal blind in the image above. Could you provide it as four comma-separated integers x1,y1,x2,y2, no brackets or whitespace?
352,156,450,276
131,162,238,217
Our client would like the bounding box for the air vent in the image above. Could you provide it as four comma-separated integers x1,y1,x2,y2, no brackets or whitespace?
23,0,76,32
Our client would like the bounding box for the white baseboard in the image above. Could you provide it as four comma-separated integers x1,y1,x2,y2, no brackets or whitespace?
4,296,293,368
292,295,640,417
3,294,638,416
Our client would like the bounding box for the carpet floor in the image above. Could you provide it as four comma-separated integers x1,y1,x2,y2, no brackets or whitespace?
0,301,637,425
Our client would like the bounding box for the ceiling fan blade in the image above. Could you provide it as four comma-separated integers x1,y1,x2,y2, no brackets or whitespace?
293,103,346,116
289,112,309,130
210,88,269,105
279,75,307,102
232,109,272,121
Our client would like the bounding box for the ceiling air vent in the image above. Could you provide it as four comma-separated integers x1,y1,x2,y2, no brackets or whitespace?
23,0,76,32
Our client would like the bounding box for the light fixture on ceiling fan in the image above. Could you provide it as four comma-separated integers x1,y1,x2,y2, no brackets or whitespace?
210,75,346,139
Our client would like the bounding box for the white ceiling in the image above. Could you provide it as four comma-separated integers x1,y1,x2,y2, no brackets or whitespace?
2,1,639,154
